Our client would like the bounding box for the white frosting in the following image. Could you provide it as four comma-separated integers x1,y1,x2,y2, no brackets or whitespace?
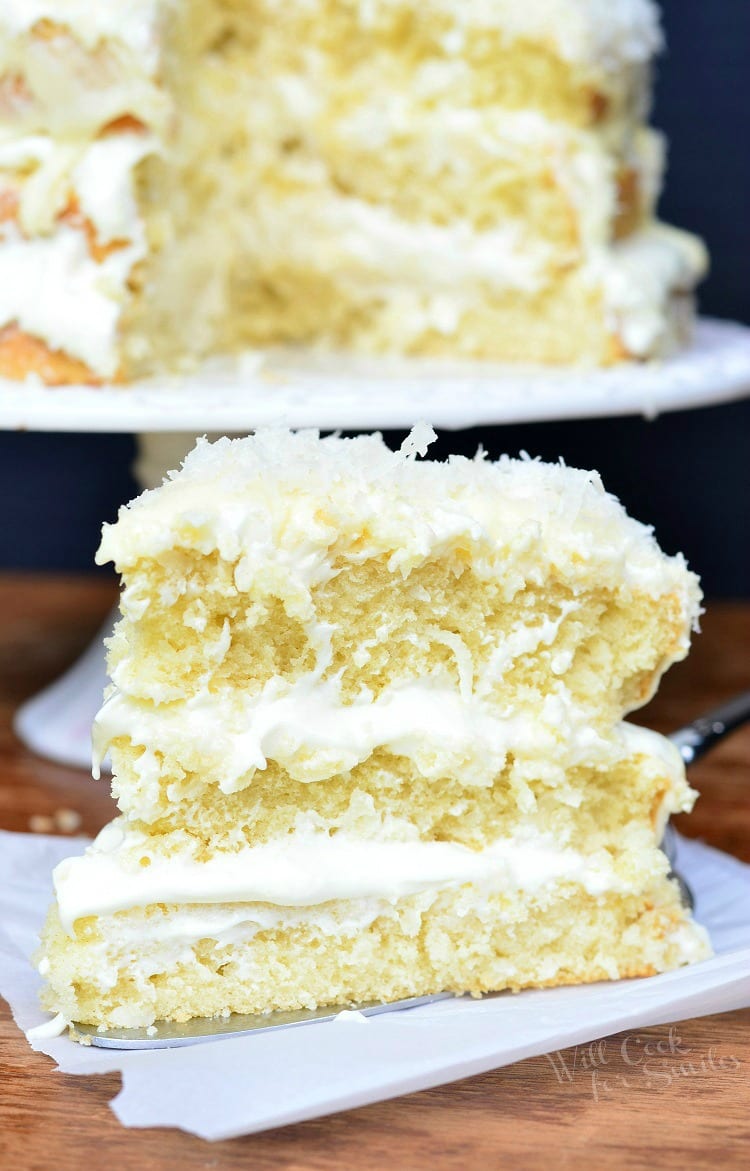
98,432,700,612
250,188,554,301
54,820,630,934
73,133,157,243
618,721,685,777
0,136,56,168
26,1012,68,1040
0,221,141,376
248,185,705,349
593,223,709,356
94,895,401,952
92,673,616,793
0,132,155,373
0,130,156,230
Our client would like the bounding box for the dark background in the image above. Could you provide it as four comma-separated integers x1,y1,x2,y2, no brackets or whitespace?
0,0,747,595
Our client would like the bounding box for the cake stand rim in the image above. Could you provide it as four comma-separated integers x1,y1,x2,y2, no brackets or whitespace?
0,315,748,434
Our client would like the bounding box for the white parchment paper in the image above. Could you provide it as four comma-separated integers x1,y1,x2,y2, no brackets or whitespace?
1,828,749,1141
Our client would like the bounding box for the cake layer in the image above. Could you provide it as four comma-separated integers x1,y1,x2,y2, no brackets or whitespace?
228,0,660,134
99,431,699,724
105,726,693,866
40,877,709,1030
169,7,661,246
302,112,662,243
6,0,653,138
102,720,691,849
56,725,692,929
224,214,704,360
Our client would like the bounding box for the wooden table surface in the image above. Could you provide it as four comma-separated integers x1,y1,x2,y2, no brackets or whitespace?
1,575,748,1170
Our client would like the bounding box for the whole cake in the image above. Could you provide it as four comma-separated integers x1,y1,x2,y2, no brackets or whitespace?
0,1,706,384
37,428,710,1033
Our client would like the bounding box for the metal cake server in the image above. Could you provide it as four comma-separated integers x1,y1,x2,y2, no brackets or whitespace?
73,691,750,1049
70,993,455,1049
663,689,750,909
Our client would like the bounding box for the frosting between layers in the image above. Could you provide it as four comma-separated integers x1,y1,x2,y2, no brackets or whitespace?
0,132,156,236
0,132,156,374
93,667,631,793
0,222,141,376
0,214,706,377
249,189,556,300
245,189,703,351
54,820,635,933
593,223,708,356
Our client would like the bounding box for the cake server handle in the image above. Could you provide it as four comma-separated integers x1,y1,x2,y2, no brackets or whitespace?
668,690,750,765
663,689,750,909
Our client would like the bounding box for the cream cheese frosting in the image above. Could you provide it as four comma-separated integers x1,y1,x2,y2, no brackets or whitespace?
248,189,557,299
0,222,143,375
53,819,640,934
0,132,157,236
73,133,158,244
593,223,709,356
0,132,156,373
97,431,701,611
92,675,618,792
243,193,701,352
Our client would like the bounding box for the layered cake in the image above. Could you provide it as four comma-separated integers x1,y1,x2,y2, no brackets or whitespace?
37,428,710,1032
0,1,707,384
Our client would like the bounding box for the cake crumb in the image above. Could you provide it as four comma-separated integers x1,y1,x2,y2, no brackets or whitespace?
29,814,54,834
54,808,82,834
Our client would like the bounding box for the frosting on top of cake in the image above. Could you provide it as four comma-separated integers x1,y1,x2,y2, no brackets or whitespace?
97,430,701,613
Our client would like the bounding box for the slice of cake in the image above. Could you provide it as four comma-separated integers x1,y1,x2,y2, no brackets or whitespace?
36,428,710,1033
0,1,706,384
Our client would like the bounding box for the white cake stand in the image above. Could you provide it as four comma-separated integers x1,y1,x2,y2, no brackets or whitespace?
1,317,750,432
8,315,750,769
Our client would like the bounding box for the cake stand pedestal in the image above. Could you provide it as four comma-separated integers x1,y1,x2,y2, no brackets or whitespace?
6,316,750,769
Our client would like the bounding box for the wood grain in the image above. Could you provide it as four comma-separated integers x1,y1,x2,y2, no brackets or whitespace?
1,575,748,1169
